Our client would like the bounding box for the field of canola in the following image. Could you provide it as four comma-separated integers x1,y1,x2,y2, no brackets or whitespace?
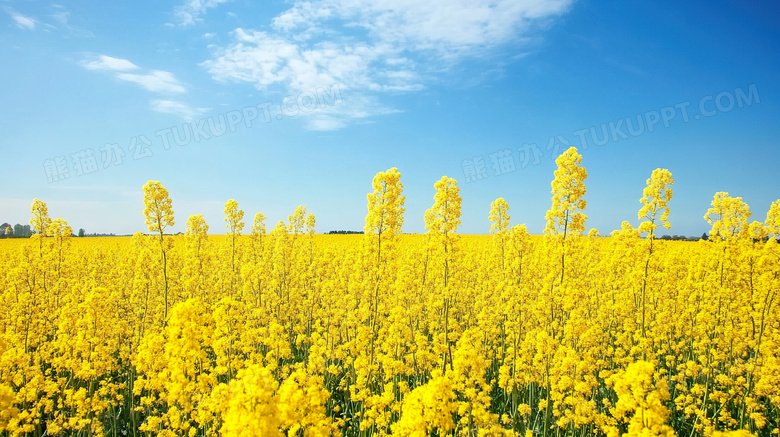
0,147,778,437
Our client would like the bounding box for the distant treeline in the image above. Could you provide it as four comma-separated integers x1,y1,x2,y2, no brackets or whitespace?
659,233,778,243
0,223,32,238
659,234,705,241
4,225,772,242
0,223,101,238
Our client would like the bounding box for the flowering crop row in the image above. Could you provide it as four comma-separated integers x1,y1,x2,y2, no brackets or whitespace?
0,148,777,436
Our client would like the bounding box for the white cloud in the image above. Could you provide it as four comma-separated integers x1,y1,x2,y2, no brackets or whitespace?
116,70,187,94
271,0,571,53
203,0,572,130
271,3,335,32
82,55,198,120
5,8,37,30
81,55,139,71
81,56,183,94
151,100,208,120
173,0,232,26
205,30,403,92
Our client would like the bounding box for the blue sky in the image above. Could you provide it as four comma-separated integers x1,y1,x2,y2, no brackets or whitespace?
1,0,777,236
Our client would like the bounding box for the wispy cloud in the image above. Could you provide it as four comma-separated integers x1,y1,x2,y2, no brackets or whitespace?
51,9,69,26
116,70,187,94
203,0,573,130
81,55,139,71
303,94,400,131
5,5,92,36
172,0,232,26
49,5,94,37
82,54,197,119
81,55,186,94
150,100,208,120
5,7,37,30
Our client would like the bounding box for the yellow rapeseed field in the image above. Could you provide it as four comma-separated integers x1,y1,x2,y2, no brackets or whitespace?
0,148,778,436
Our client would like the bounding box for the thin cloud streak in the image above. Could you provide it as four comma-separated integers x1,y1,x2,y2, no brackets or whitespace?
116,71,187,94
81,55,140,71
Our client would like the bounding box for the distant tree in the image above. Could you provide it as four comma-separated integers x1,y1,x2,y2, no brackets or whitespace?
13,224,23,237
701,232,708,241
3,225,12,237
23,225,31,237
78,228,85,237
